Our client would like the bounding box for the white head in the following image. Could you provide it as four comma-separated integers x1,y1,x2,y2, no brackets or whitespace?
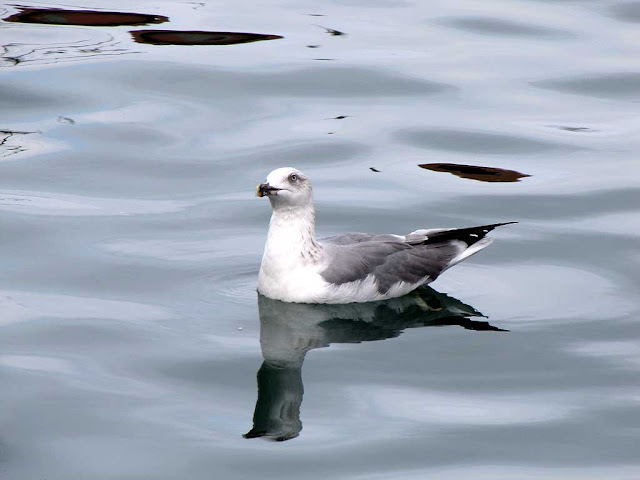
256,167,313,209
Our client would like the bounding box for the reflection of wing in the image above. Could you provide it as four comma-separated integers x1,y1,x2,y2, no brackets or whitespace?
245,287,506,441
320,286,505,342
257,285,502,363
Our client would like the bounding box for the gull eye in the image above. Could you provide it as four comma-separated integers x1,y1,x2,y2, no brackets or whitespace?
289,173,298,182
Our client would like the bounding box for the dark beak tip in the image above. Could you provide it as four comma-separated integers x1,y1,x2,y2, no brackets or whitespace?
256,183,267,197
256,182,279,197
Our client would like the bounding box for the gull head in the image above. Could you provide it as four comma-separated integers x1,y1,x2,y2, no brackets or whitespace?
256,167,313,208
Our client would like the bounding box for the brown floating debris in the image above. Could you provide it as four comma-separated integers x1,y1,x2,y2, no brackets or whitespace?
4,7,167,26
419,163,530,183
314,25,346,36
131,30,283,46
0,129,39,135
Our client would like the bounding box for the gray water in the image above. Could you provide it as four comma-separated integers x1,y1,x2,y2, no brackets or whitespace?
2,0,639,478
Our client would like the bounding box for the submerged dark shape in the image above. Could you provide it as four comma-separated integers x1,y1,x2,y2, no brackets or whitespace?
444,17,570,39
419,163,530,183
4,7,167,26
550,125,595,133
131,30,283,46
244,287,506,441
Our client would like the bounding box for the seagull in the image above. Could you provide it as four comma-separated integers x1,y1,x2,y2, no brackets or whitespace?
256,167,515,304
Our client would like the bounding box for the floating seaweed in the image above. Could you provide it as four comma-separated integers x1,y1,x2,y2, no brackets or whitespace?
4,7,167,27
131,30,283,46
419,163,530,182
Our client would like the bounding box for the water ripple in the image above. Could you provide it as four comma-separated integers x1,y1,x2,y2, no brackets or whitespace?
610,2,640,23
0,190,190,216
534,72,640,101
442,16,574,38
396,128,579,155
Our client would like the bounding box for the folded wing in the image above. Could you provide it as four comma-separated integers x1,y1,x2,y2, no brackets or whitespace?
320,223,514,294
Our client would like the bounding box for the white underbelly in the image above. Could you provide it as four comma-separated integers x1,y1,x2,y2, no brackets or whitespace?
257,264,328,303
258,266,430,304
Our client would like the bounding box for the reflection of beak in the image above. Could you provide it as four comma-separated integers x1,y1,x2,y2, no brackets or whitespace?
256,183,281,197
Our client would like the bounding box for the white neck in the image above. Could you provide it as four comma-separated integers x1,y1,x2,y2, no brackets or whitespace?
263,204,321,267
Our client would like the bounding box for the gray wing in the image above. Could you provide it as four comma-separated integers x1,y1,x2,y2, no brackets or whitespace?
320,239,460,293
321,233,403,245
319,223,515,294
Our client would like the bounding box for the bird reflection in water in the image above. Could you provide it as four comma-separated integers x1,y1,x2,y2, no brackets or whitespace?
244,287,506,441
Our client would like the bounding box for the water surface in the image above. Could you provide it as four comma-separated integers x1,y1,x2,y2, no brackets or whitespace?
1,0,639,478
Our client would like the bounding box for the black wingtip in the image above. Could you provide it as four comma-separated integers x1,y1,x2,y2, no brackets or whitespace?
484,221,518,228
473,221,518,234
424,221,517,247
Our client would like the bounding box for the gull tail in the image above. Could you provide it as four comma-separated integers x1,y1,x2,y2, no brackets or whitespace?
449,237,494,267
430,222,517,268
